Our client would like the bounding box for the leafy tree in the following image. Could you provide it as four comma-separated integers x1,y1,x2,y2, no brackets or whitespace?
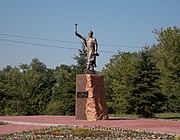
0,67,28,115
0,59,55,115
30,58,47,73
26,59,55,115
47,64,75,115
48,43,89,115
45,94,75,115
125,47,165,117
154,26,180,112
0,68,10,115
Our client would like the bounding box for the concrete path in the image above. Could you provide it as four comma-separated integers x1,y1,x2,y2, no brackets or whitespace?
0,116,179,134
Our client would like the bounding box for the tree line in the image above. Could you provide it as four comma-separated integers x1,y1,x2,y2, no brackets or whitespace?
0,26,179,117
102,26,180,117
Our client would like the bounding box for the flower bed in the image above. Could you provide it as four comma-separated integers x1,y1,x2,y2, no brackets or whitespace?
0,125,179,140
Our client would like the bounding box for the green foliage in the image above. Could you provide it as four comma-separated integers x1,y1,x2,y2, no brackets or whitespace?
154,26,180,112
102,52,138,114
0,44,87,116
102,26,180,116
73,42,87,73
155,113,180,121
0,59,56,115
45,94,75,116
0,26,179,117
125,47,165,117
48,64,76,115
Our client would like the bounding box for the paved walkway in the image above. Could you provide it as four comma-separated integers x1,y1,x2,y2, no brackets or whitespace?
0,116,180,135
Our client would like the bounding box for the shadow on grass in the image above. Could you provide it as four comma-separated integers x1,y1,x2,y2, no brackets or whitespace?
155,116,180,120
109,117,138,120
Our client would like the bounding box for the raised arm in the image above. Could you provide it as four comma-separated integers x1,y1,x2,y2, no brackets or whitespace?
75,31,86,41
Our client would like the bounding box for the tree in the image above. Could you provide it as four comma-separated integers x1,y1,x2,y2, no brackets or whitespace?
102,51,138,114
47,64,76,115
154,26,180,112
73,42,87,74
0,67,29,115
0,68,10,115
125,47,165,117
0,59,55,115
26,59,55,115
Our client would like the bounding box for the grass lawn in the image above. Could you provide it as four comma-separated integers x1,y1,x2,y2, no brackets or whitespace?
110,113,180,121
154,113,180,121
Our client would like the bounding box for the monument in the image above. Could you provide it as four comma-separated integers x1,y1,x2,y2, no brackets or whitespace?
75,23,99,74
75,23,108,121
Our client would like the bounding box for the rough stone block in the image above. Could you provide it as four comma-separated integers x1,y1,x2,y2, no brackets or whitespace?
76,74,109,121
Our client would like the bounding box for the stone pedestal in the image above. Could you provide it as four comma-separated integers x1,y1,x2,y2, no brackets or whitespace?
76,74,109,121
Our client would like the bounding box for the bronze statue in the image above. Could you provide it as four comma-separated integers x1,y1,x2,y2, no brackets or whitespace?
75,23,99,73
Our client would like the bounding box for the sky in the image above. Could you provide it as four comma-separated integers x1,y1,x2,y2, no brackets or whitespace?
0,0,180,71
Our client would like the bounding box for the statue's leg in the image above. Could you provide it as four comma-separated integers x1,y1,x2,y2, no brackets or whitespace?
86,63,90,70
86,49,91,70
94,57,97,67
89,61,95,71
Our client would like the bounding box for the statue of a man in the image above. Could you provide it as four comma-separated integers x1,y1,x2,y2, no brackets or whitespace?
75,30,98,73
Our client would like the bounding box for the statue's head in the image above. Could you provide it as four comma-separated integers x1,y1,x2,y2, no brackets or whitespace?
88,30,93,37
